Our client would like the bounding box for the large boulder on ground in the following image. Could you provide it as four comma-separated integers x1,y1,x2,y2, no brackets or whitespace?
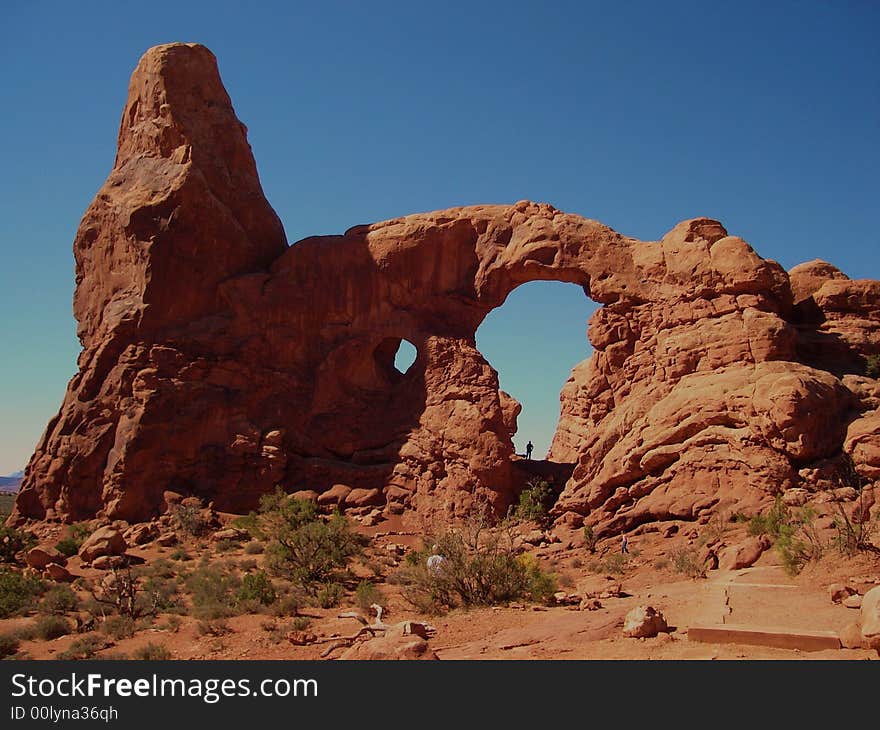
43,563,74,582
317,484,352,507
719,536,771,570
25,546,67,570
859,585,880,652
622,606,668,638
344,488,384,508
339,622,438,660
78,526,127,563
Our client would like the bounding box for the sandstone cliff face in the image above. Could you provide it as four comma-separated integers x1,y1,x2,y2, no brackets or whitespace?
12,43,880,531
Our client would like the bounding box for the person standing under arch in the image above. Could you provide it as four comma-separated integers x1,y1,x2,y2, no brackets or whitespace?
525,440,533,460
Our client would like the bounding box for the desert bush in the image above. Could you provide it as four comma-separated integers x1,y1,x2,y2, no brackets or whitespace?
291,615,311,631
196,619,231,637
58,635,104,660
158,615,182,633
215,538,239,553
169,548,191,562
34,614,71,640
237,571,276,607
582,525,598,553
775,505,825,576
0,570,45,617
653,558,670,570
670,547,704,579
90,566,155,619
54,523,91,558
0,633,20,658
100,614,136,640
597,552,630,576
244,541,264,555
865,354,880,379
747,496,791,539
397,510,557,613
270,592,303,618
354,580,381,613
140,574,181,613
133,642,171,660
39,584,79,615
185,565,241,619
0,525,35,563
513,480,555,526
315,582,344,608
237,489,363,594
238,558,258,572
829,453,878,556
170,504,210,537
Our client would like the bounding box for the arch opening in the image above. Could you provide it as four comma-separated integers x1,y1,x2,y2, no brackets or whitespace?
475,281,599,462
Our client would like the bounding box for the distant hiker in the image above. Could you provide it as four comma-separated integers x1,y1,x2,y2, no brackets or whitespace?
704,545,719,572
525,441,534,460
620,533,629,554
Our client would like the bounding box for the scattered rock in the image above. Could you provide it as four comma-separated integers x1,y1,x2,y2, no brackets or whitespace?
156,532,178,547
91,555,127,571
26,546,67,570
344,488,384,508
43,563,74,582
290,490,319,502
287,631,317,646
860,585,880,652
829,583,856,604
317,484,352,506
719,536,771,570
78,526,127,563
579,597,603,611
844,594,863,609
622,606,668,638
211,527,247,542
124,523,158,546
339,622,437,660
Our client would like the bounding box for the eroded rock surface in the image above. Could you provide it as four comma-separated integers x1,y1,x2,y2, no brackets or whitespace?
11,43,880,530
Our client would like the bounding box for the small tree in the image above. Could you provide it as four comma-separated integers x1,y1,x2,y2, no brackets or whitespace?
513,479,555,526
830,453,878,556
237,489,363,595
865,354,880,379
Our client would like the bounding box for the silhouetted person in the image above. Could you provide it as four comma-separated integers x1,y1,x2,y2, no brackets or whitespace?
620,534,629,554
525,441,533,460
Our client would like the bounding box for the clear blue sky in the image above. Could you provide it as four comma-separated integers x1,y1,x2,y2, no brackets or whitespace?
1,1,878,473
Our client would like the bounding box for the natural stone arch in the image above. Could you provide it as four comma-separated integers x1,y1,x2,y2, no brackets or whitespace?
12,43,880,535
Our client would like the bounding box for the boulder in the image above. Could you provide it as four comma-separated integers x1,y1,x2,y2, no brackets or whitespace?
211,527,247,542
124,523,158,546
844,594,863,609
339,622,438,660
317,484,352,506
25,546,67,570
43,563,74,582
344,488,384,508
719,536,771,571
622,606,668,638
860,585,880,652
839,621,865,650
829,583,856,604
78,527,127,563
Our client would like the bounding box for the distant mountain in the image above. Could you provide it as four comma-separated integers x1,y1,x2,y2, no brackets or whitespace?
0,471,23,492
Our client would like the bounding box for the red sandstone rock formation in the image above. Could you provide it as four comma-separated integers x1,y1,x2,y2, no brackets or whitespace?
10,43,880,532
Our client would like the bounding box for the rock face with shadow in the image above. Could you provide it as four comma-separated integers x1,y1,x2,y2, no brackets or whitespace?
11,43,880,530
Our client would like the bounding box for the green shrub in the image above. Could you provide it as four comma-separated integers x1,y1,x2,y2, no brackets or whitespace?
238,489,363,594
513,480,554,525
397,514,557,613
0,633,20,658
34,614,71,640
141,575,181,613
100,614,136,640
58,635,105,660
599,552,630,576
244,541,264,555
39,584,79,615
133,642,171,660
582,525,598,553
0,525,36,563
169,548,191,561
865,354,880,379
291,616,311,631
354,580,381,613
315,582,344,609
54,523,91,558
170,504,210,537
185,565,241,619
0,570,45,617
215,538,239,553
237,571,276,606
196,619,230,636
669,547,704,579
270,593,303,618
748,497,791,539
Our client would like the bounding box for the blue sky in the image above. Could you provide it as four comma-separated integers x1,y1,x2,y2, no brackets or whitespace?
1,1,878,472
